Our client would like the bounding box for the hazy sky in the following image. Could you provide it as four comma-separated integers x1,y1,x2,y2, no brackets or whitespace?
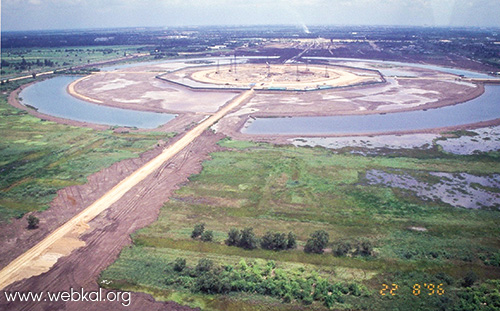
2,0,500,31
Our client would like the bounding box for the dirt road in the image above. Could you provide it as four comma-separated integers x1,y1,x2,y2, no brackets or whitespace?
0,130,223,311
0,89,254,290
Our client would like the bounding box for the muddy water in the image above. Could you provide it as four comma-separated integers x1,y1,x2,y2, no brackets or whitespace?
20,76,175,129
243,85,500,135
365,169,500,209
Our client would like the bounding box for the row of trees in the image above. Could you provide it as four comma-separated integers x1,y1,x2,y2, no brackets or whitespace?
227,227,297,251
191,224,373,257
1,58,56,71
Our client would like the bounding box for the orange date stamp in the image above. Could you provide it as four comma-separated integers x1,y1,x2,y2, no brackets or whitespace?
380,283,445,296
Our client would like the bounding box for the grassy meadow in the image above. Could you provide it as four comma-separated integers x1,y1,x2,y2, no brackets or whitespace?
0,79,175,221
1,45,150,78
101,138,500,310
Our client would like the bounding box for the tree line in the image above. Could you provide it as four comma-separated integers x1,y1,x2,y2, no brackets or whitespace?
191,223,374,257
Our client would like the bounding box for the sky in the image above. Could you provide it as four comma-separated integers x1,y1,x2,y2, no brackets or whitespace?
2,0,500,31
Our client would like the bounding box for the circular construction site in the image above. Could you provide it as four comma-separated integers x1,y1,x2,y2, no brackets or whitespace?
163,63,383,90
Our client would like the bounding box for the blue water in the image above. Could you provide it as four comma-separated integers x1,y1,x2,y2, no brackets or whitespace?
20,59,500,133
243,85,500,135
20,76,175,129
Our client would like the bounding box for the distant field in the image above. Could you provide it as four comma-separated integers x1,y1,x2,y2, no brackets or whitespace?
0,80,175,221
102,138,500,310
0,45,151,78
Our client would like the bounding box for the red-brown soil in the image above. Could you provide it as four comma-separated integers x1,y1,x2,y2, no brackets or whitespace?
0,131,226,310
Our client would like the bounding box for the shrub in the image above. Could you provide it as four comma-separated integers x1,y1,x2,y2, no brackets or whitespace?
287,232,297,249
200,230,214,242
261,231,287,251
27,215,39,229
462,271,478,288
225,228,241,246
333,241,351,257
196,258,214,274
304,230,329,254
193,271,230,294
238,227,259,250
173,258,186,272
191,223,205,239
356,241,374,257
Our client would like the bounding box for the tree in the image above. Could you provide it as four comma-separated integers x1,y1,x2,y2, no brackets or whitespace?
287,232,297,250
200,230,214,242
225,228,241,246
261,231,275,250
355,241,373,257
238,227,259,250
27,215,39,229
261,231,287,251
191,223,205,239
304,230,329,254
333,241,351,257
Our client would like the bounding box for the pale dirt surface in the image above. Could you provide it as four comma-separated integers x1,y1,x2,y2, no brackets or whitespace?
72,71,240,114
67,75,104,104
181,63,381,89
226,77,482,118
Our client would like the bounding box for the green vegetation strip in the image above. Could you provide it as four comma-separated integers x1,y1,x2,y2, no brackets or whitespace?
103,138,500,310
0,79,175,221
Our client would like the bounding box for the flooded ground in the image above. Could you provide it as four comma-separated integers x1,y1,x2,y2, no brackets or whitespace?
365,169,500,209
291,125,500,155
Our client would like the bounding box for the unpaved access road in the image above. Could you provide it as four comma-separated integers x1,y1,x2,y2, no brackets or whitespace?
0,89,254,291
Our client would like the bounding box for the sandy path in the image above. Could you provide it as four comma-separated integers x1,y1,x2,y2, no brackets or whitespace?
1,131,221,311
0,89,254,290
67,76,104,104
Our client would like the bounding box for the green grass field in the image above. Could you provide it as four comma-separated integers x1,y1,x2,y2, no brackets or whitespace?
101,138,500,310
1,45,150,78
0,80,175,221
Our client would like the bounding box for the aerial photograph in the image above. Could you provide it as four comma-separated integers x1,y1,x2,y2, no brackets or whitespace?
1,0,500,310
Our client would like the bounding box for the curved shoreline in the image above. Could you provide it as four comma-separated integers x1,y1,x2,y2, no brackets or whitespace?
66,75,104,104
9,80,198,134
9,58,498,138
220,111,500,144
8,81,110,131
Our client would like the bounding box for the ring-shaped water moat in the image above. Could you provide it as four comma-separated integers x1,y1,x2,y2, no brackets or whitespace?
17,57,500,133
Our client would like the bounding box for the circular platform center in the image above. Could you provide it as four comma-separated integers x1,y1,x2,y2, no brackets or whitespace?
166,63,383,91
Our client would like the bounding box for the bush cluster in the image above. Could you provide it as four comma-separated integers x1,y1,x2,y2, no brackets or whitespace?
225,227,297,251
261,231,297,251
304,230,329,254
164,257,366,308
332,240,374,257
190,223,213,242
